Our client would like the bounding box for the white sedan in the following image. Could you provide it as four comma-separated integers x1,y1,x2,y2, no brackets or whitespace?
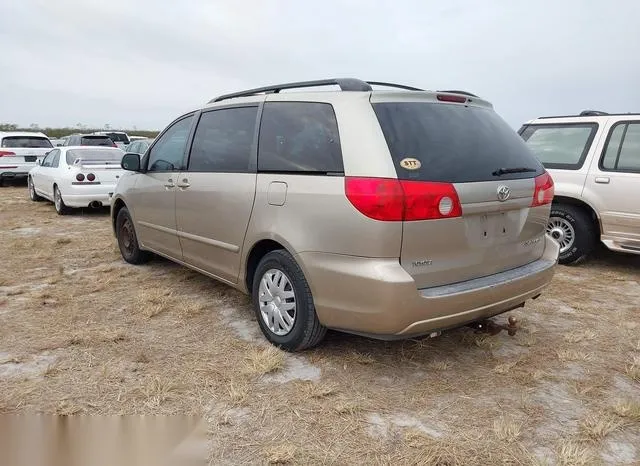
28,146,125,215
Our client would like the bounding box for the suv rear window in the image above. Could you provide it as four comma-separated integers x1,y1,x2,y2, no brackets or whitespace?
520,123,598,170
373,103,544,183
81,136,114,146
1,137,52,148
258,102,343,174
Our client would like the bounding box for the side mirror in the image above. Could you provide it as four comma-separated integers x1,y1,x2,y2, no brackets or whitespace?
121,153,142,172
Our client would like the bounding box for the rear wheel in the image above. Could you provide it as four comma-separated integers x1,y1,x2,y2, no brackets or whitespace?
53,186,70,215
547,204,596,265
252,250,326,351
28,177,43,201
116,207,151,264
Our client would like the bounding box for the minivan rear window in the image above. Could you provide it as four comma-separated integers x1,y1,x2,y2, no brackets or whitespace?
520,123,598,170
373,103,544,183
258,102,343,174
1,137,52,148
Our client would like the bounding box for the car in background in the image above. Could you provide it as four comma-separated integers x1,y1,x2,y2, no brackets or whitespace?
28,146,125,214
111,78,558,351
520,110,640,264
126,138,154,155
93,131,130,149
49,138,66,147
63,134,117,147
0,131,53,185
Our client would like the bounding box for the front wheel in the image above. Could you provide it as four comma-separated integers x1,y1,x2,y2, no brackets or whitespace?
546,204,596,265
116,207,151,264
252,250,326,351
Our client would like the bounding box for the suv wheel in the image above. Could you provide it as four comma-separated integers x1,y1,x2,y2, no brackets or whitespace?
116,207,152,264
252,250,326,351
53,186,70,215
547,204,596,265
28,177,43,201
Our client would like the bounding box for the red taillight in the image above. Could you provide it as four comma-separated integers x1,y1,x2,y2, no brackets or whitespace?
87,173,95,181
532,172,554,207
345,177,462,221
344,177,404,221
437,94,467,103
76,173,85,182
400,180,462,220
0,151,16,157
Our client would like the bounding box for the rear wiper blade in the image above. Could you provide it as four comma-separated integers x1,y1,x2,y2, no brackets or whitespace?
492,167,537,176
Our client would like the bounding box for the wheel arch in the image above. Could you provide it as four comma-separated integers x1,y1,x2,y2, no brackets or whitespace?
552,195,601,237
244,238,295,294
111,197,128,235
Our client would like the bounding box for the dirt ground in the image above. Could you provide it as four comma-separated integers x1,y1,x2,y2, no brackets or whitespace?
1,184,639,465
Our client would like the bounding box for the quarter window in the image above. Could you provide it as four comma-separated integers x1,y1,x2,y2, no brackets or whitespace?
147,115,194,172
601,122,640,172
188,107,258,172
520,124,598,170
258,102,343,174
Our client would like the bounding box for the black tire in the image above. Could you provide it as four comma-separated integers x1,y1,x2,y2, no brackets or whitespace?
548,204,596,265
28,177,44,201
252,250,326,352
53,185,70,215
116,207,152,264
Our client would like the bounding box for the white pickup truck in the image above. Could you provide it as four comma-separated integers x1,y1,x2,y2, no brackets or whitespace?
0,132,53,185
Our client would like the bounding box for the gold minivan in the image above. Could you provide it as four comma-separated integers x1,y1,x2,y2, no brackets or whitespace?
111,79,559,351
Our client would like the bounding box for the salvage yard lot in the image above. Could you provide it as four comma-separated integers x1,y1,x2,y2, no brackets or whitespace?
0,185,639,465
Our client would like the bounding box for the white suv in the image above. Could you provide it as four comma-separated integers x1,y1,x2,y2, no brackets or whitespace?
520,110,640,264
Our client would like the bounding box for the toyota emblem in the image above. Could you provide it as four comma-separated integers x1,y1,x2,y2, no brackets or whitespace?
497,185,511,202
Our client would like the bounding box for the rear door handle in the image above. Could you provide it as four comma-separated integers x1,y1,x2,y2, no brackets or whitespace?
164,178,175,189
595,176,610,184
176,178,190,189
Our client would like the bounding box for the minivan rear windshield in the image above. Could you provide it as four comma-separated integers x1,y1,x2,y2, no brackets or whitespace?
373,103,544,183
1,137,52,148
66,149,124,165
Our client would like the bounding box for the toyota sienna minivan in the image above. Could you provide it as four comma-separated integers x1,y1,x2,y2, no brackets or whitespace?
111,78,559,351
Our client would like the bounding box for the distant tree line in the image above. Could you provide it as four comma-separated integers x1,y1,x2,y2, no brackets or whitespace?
0,123,158,139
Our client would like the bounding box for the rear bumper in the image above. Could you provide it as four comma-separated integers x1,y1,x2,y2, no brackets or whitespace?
62,183,117,207
298,234,559,338
0,164,33,178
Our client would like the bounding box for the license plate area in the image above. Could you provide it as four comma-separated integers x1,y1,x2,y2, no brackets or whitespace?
24,156,37,162
480,212,508,239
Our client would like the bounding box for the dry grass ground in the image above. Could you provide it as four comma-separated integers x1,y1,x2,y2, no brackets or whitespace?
1,184,639,465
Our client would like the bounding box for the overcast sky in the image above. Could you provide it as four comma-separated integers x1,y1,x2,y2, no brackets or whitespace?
1,0,639,131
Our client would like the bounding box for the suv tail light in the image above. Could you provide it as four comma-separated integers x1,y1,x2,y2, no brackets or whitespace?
0,151,16,157
345,177,462,221
532,172,554,207
436,94,467,103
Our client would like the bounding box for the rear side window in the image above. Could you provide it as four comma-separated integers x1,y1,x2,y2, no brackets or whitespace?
373,103,543,183
1,137,52,148
188,107,258,173
601,122,640,172
258,102,343,174
520,124,598,170
80,136,113,146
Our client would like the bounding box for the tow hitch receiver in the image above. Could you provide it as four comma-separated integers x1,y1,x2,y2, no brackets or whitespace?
467,316,518,336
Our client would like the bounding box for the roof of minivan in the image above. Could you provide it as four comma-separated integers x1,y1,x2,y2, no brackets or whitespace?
202,89,494,111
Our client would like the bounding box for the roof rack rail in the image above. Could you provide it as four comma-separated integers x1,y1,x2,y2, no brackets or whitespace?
437,89,479,98
210,78,373,103
366,81,423,91
579,110,609,116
